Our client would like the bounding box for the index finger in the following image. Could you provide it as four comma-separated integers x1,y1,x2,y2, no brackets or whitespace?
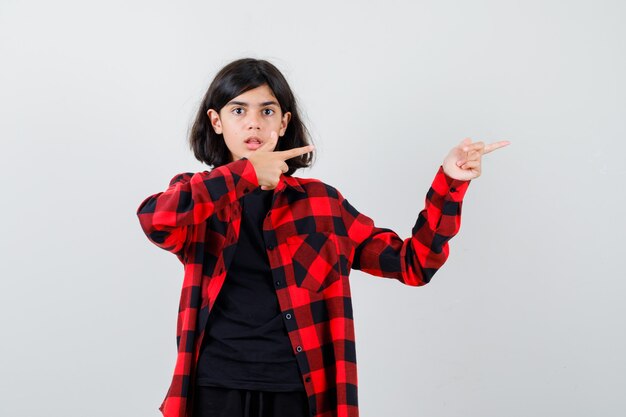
484,141,511,154
276,144,315,160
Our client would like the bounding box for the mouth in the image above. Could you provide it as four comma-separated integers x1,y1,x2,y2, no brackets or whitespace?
245,136,263,144
245,136,263,150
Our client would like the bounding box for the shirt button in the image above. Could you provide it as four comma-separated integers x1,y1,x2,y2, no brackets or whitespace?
296,345,303,353
285,313,292,319
305,376,311,382
275,281,281,286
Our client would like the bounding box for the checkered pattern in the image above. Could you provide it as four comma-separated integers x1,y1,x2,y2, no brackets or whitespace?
136,157,470,417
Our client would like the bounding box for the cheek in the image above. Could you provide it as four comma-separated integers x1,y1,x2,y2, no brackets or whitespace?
221,132,239,149
221,123,240,139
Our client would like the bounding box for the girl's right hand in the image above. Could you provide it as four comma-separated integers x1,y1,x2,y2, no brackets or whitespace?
242,131,314,190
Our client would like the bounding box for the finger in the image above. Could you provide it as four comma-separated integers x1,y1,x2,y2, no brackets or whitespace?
457,152,479,167
256,131,279,152
277,144,315,161
462,141,485,152
461,160,480,169
484,140,511,154
467,150,481,160
459,137,473,147
281,162,289,173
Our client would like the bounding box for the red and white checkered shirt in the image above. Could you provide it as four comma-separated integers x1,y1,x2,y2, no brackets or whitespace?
136,157,470,417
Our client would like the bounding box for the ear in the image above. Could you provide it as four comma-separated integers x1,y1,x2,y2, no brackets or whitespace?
279,111,292,136
207,109,222,134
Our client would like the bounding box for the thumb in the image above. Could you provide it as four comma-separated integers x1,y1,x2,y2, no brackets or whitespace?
256,131,279,152
459,137,472,147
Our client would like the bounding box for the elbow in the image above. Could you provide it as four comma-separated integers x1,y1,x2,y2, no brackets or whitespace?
402,240,451,286
140,223,187,254
401,267,435,287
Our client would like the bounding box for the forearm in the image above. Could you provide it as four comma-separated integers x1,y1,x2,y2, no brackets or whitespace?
342,166,470,286
136,158,258,252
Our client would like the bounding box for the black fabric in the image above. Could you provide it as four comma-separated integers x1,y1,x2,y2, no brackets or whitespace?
192,386,310,417
195,187,305,392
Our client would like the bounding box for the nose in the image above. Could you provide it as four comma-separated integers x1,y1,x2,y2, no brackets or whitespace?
246,112,261,129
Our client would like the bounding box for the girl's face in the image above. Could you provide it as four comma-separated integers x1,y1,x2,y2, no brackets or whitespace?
207,84,291,162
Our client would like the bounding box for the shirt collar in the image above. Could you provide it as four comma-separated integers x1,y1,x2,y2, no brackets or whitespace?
275,173,306,194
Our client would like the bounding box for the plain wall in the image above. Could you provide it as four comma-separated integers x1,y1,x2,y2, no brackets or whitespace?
1,0,624,416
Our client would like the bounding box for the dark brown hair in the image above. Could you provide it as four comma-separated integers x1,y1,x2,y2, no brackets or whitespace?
188,58,315,175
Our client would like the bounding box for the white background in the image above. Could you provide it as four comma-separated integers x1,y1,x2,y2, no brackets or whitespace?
1,0,625,416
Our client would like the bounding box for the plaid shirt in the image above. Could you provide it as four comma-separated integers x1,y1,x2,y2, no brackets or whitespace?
136,157,470,417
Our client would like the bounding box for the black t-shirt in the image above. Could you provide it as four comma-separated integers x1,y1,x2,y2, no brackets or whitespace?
195,186,305,392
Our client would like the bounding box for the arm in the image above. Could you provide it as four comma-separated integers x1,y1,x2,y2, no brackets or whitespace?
136,158,259,254
338,166,470,286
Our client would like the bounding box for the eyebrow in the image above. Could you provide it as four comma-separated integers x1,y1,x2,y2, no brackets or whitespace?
225,100,280,107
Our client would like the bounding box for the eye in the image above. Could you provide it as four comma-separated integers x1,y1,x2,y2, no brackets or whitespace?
232,107,244,115
263,108,275,116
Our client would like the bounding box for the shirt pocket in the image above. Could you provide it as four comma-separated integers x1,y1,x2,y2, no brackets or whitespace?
285,231,342,293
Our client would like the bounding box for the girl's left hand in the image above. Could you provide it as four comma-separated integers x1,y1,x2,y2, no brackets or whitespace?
442,138,511,181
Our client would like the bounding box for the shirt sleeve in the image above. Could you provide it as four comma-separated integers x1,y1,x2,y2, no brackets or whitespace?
136,157,259,255
338,165,471,286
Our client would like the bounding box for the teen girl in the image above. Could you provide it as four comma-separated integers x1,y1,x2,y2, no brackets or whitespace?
136,57,509,417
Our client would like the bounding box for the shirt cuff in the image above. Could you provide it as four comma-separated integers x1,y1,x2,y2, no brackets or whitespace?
432,165,471,202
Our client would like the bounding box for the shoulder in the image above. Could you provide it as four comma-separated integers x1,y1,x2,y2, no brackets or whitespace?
168,171,196,186
167,160,238,187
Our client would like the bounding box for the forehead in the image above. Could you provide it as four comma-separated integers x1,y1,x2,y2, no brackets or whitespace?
226,84,279,106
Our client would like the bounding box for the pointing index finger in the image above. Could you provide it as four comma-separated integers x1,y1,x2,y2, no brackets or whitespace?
277,144,315,161
484,141,511,154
